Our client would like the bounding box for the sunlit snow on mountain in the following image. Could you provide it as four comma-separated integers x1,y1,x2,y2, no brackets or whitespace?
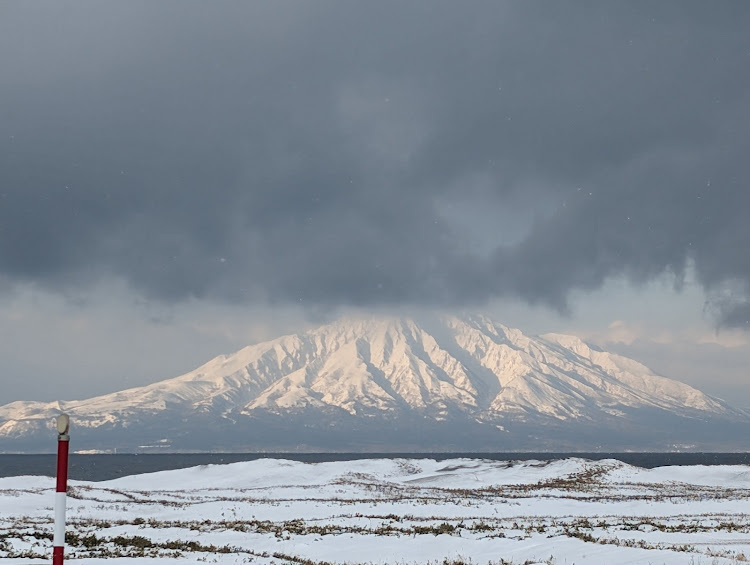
1,314,748,452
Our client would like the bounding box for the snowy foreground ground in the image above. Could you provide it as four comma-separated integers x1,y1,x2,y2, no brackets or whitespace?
3,458,750,564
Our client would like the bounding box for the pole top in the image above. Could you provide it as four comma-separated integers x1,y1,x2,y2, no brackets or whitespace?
56,414,70,435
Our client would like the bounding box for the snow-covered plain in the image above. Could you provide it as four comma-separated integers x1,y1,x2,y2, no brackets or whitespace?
3,457,750,564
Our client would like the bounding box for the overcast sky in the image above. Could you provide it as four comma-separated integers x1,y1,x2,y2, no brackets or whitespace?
1,2,750,407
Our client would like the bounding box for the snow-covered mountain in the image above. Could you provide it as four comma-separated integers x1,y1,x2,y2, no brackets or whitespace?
1,315,748,452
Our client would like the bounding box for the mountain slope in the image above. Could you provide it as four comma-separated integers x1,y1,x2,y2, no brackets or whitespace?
0,314,746,451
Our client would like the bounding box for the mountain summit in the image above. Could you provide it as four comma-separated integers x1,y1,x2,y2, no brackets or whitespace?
1,315,747,452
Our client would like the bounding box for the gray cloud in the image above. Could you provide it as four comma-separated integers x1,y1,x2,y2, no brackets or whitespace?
1,1,749,326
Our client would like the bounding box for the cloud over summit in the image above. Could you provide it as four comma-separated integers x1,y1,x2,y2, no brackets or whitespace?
1,2,749,326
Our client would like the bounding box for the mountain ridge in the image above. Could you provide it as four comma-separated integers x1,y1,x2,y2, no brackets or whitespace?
1,314,747,452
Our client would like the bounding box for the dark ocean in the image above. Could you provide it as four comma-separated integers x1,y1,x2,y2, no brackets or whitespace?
1,452,749,481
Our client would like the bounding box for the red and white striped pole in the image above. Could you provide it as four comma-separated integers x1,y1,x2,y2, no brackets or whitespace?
53,414,70,565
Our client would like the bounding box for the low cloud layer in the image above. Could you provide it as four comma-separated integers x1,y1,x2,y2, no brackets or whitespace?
1,2,749,326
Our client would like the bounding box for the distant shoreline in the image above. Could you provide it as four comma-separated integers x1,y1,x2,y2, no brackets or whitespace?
2,452,749,481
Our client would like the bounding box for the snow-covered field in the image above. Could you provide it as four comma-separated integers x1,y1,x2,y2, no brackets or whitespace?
3,458,750,564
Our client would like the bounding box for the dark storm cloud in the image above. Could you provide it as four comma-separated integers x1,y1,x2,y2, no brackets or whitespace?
1,1,749,325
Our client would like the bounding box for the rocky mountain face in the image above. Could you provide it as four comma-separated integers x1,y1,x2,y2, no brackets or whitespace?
1,315,747,452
